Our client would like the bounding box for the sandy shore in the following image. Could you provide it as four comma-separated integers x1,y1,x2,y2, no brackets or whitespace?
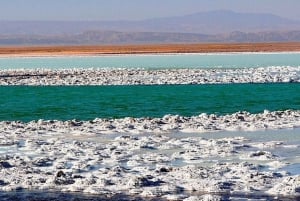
1,43,300,57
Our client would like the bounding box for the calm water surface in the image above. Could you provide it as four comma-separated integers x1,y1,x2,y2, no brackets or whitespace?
0,83,299,122
1,53,300,69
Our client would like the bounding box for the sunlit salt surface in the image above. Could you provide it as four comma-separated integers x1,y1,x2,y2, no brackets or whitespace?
0,123,299,200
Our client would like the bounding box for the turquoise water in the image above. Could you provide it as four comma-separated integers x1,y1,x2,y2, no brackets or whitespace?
1,53,300,69
1,83,299,122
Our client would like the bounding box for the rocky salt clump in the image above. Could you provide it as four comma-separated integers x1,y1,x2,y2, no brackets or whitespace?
0,113,299,199
267,176,300,196
0,66,299,85
0,110,299,138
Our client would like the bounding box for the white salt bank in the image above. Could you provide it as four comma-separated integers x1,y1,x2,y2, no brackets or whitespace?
0,110,299,200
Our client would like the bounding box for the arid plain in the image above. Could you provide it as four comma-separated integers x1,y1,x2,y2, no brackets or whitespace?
0,42,300,56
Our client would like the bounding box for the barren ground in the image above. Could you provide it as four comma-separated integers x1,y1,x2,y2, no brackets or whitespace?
0,43,300,56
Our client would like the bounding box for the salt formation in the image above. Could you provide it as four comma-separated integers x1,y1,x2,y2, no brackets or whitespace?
0,66,299,85
0,110,299,199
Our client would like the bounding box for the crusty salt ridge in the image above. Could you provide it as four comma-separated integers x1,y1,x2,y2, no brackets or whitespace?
0,66,299,85
0,110,299,199
0,110,299,136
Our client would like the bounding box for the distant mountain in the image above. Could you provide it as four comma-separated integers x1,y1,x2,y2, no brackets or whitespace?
222,31,300,42
1,10,300,45
1,30,300,45
140,10,300,34
0,31,214,45
1,10,300,35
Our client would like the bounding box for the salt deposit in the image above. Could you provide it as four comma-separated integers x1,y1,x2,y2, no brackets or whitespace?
0,110,299,199
0,66,299,85
0,110,299,136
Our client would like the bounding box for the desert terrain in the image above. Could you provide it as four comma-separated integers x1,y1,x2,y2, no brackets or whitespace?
0,42,300,57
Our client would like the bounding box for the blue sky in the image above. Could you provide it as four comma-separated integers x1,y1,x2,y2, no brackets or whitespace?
0,0,299,21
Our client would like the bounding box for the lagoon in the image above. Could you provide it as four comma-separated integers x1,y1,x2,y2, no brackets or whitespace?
1,52,300,69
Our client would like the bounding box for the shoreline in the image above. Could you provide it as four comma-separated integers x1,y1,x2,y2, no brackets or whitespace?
0,190,298,201
1,110,300,133
2,51,300,59
1,42,300,57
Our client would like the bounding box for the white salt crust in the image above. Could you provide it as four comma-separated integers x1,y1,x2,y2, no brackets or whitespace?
0,110,299,199
0,66,299,85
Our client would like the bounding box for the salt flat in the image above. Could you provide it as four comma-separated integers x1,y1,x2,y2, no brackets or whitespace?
0,111,300,200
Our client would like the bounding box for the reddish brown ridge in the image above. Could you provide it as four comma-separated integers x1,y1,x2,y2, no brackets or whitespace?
0,43,300,56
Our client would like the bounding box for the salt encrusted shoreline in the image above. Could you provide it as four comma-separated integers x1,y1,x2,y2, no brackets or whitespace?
1,110,299,135
0,66,300,85
0,110,300,200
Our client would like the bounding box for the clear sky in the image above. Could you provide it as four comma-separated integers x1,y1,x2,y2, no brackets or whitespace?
0,0,299,21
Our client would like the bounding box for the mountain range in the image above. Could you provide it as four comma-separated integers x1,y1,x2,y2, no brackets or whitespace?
1,30,300,45
1,10,300,45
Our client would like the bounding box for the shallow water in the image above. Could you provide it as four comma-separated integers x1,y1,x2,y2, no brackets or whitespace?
0,190,298,201
171,128,300,175
0,191,167,201
1,53,300,69
121,128,300,174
